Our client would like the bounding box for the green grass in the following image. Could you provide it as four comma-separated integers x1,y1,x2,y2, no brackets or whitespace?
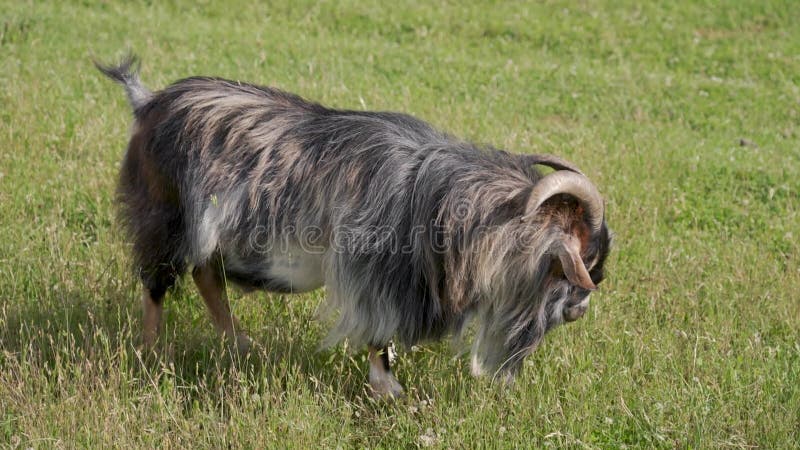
1,0,799,447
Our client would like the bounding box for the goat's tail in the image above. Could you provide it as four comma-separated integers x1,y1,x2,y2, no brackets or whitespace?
94,52,152,111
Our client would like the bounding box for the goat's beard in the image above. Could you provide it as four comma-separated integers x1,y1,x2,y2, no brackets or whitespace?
469,282,569,380
464,224,572,380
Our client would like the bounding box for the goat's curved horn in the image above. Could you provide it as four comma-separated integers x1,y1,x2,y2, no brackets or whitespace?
523,154,585,176
525,170,604,232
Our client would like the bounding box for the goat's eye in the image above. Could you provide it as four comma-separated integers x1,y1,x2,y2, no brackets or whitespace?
572,286,591,296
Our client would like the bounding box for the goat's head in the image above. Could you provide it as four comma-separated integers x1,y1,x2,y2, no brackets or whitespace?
467,166,612,380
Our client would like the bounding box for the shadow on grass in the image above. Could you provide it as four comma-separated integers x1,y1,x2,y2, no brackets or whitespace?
0,285,404,409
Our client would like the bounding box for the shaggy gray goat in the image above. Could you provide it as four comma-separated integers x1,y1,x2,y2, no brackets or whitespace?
97,54,612,398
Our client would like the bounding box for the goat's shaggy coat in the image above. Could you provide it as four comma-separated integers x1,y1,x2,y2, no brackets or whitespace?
98,55,611,387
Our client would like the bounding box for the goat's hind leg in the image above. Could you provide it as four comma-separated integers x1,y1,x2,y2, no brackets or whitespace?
192,261,252,354
141,288,163,348
139,266,180,349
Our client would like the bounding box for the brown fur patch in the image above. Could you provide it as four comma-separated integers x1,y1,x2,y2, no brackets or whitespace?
125,108,179,205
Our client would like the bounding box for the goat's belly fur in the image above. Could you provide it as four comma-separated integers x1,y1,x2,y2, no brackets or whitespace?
195,198,325,293
216,241,325,294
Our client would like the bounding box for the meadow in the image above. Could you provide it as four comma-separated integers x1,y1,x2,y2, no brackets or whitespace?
1,0,798,447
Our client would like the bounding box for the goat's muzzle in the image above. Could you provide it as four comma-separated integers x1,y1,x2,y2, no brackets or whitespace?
563,297,590,322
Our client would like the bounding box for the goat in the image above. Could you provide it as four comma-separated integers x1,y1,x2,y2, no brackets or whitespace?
96,54,611,397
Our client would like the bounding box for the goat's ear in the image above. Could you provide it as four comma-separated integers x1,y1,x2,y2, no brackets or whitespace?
556,234,596,291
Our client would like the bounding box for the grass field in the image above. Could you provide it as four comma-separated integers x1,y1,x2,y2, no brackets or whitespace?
1,0,799,447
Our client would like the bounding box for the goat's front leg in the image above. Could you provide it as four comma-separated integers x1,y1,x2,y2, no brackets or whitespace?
368,345,404,399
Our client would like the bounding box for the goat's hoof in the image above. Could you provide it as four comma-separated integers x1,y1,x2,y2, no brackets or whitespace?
138,334,160,356
229,332,253,356
369,373,405,400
